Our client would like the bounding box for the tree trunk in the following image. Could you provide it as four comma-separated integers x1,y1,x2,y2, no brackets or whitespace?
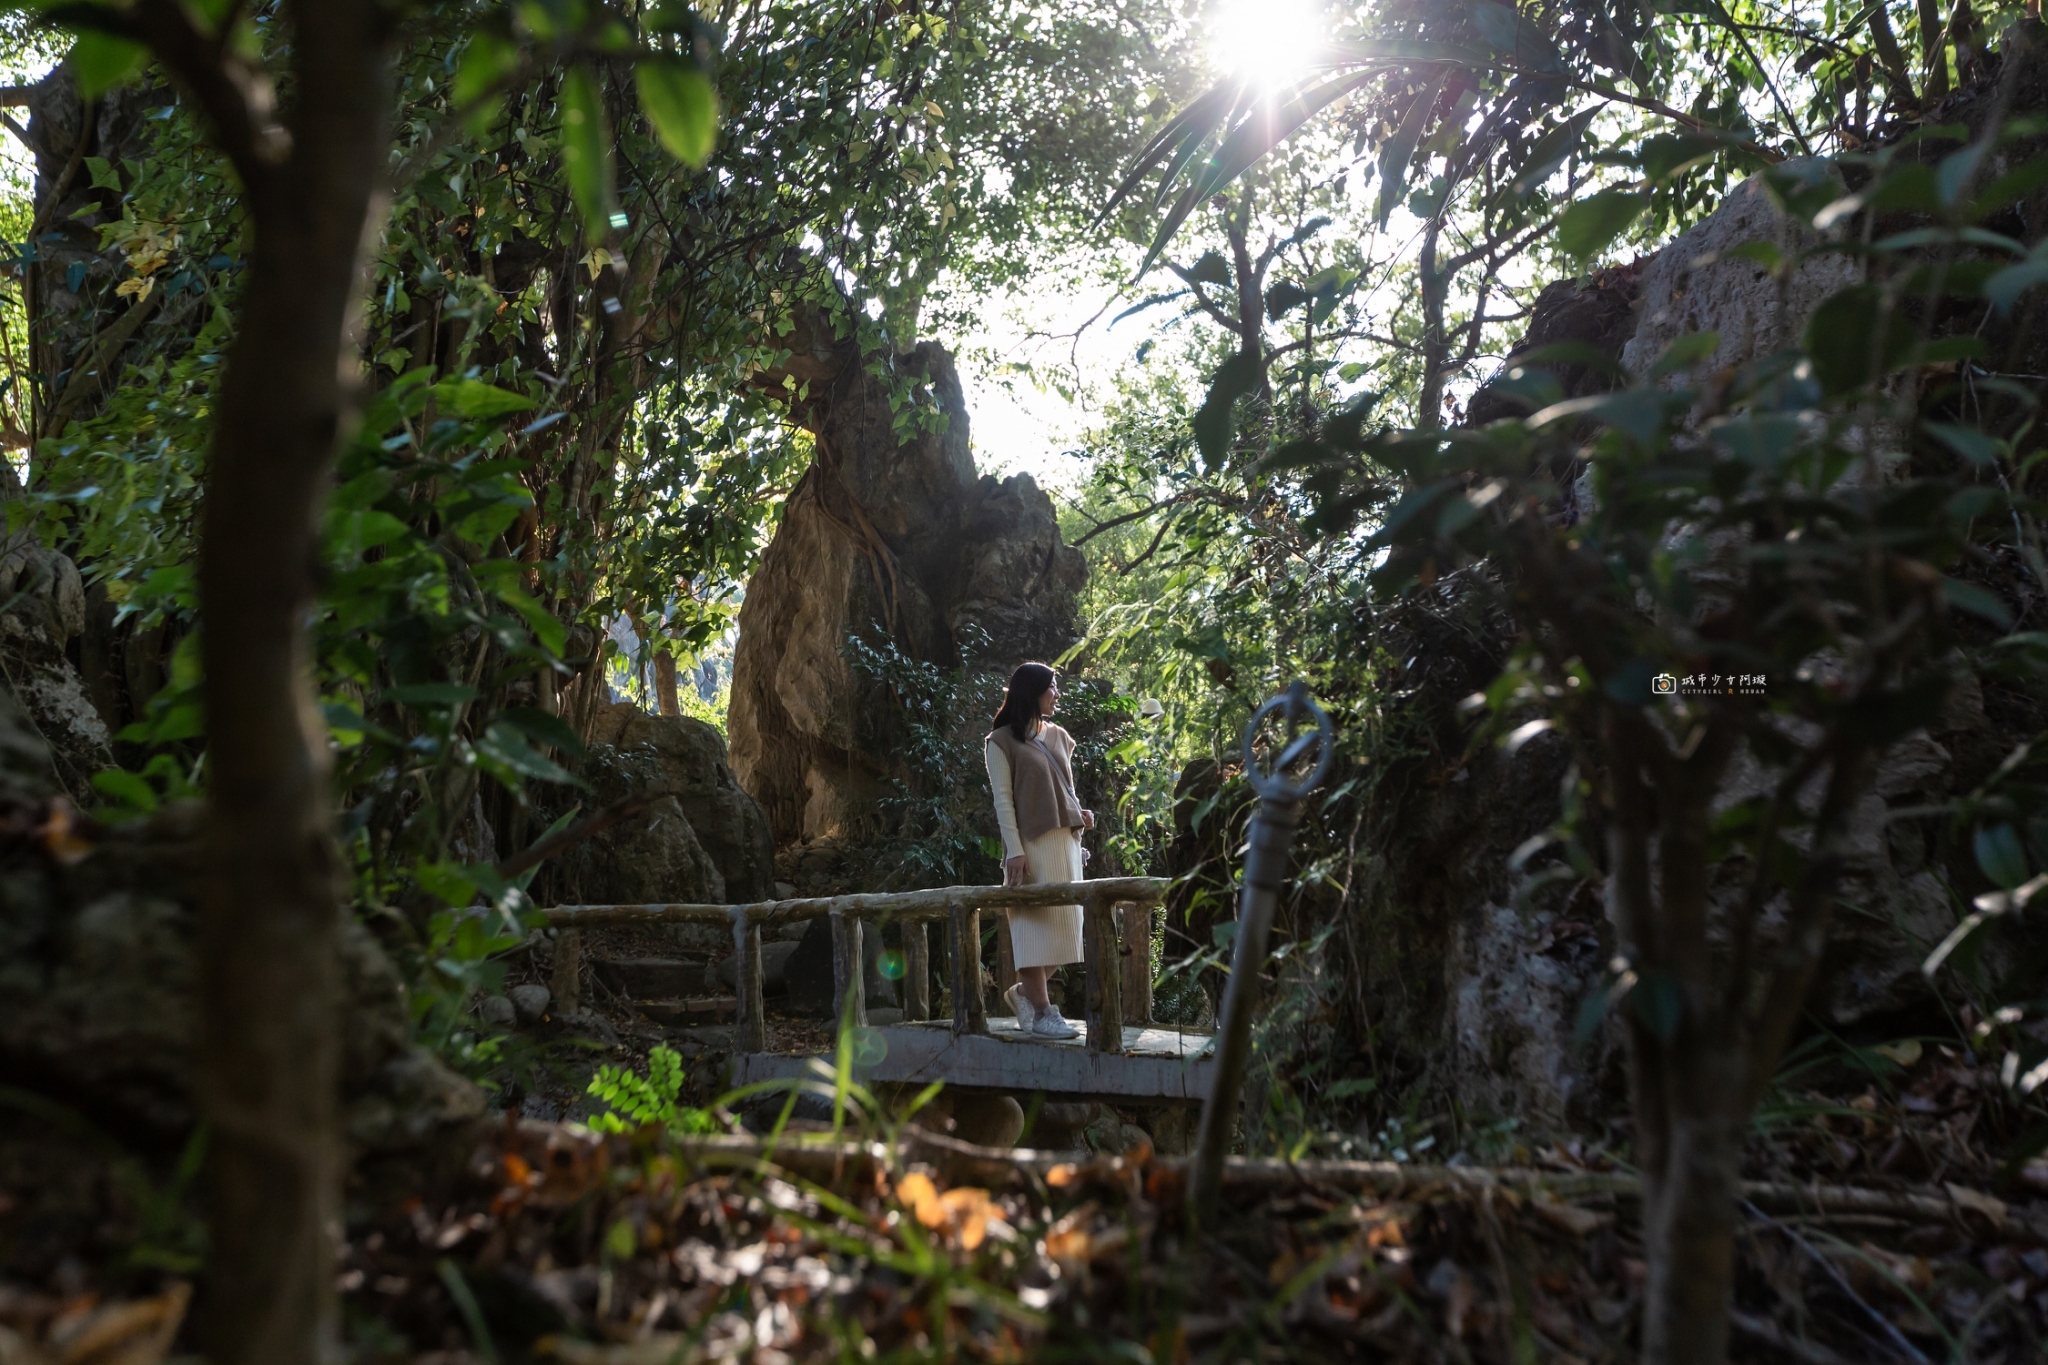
192,6,393,1362
1640,1107,1742,1365
1417,216,1447,431
655,650,682,717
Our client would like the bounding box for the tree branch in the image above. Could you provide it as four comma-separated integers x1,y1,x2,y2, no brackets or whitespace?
1070,493,1189,549
498,790,677,881
118,0,290,209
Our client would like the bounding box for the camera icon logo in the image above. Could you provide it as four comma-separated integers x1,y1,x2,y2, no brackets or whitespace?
1652,672,1678,696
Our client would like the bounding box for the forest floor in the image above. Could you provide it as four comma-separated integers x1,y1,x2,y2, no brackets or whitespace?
5,1002,2048,1364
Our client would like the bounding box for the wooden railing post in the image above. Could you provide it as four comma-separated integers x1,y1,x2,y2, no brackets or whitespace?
733,910,766,1053
966,904,986,1034
1084,892,1124,1053
830,908,866,1029
948,898,986,1036
550,928,582,1014
1119,901,1155,1026
904,919,930,1021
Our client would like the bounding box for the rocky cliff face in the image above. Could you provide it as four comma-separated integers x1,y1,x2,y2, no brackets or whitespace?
728,306,1085,844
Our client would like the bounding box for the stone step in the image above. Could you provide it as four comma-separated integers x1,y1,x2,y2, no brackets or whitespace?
711,939,800,993
636,996,737,1023
592,957,709,999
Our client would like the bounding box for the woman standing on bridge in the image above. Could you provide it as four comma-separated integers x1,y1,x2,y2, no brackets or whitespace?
985,662,1092,1040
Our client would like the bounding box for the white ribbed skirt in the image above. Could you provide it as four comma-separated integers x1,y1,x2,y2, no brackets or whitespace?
1008,826,1085,969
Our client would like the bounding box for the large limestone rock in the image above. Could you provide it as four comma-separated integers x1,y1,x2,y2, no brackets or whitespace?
728,306,1085,843
1339,142,2044,1133
1619,161,1860,381
0,536,111,796
0,685,480,1147
534,701,776,907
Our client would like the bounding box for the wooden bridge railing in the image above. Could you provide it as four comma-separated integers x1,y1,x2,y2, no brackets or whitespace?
541,878,1171,1055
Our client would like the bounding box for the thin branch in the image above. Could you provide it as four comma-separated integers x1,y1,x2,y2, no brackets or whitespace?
1070,493,1188,549
497,789,676,881
96,0,290,208
0,112,39,157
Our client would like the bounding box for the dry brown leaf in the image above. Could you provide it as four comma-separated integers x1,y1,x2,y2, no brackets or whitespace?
1532,1200,1610,1237
1874,1040,1922,1068
541,1334,688,1364
48,1284,187,1365
0,1325,53,1365
1946,1182,2007,1230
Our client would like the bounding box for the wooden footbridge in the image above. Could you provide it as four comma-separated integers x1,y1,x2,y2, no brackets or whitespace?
541,878,1217,1103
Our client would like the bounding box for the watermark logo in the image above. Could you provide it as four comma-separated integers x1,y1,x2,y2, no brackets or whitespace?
1652,672,1678,696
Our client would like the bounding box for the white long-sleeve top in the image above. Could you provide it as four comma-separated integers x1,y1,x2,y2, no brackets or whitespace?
984,738,1024,860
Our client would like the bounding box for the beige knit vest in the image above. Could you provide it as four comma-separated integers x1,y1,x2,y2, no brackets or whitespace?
990,722,1083,844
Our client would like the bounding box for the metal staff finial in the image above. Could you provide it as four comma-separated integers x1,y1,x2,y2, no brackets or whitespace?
1189,681,1334,1230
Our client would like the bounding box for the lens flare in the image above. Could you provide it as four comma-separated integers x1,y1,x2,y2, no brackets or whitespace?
851,1027,889,1068
878,948,907,981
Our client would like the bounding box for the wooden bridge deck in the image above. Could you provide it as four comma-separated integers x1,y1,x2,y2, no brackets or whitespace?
542,878,1190,1101
733,1018,1218,1101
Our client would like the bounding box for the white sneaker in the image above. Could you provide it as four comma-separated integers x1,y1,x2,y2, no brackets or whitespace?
1031,1005,1080,1040
1003,983,1037,1027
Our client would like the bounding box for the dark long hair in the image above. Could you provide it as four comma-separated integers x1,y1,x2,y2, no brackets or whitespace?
991,662,1055,742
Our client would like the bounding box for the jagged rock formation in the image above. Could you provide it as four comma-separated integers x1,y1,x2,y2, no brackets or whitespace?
728,306,1085,843
0,535,111,798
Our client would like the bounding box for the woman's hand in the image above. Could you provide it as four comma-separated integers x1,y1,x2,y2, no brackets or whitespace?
1080,809,1096,830
1003,854,1028,887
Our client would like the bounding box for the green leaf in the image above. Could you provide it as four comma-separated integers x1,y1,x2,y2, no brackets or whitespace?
1264,280,1309,318
1470,3,1521,55
453,31,519,132
433,377,536,420
1803,284,1915,396
1530,390,1673,443
91,767,157,814
1924,421,2003,466
1557,188,1646,261
1976,823,2029,890
559,64,613,237
1652,331,1720,377
1942,576,2014,628
1193,350,1264,471
70,32,147,100
478,722,579,785
636,58,718,168
1985,260,2048,315
493,583,568,657
497,705,585,757
1631,970,1683,1041
415,860,481,909
1511,109,1595,194
382,682,481,707
1603,658,1657,706
83,156,120,192
1184,251,1231,286
1377,71,1446,231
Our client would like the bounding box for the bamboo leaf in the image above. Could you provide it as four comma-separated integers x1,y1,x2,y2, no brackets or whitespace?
1376,72,1446,230
559,64,613,237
